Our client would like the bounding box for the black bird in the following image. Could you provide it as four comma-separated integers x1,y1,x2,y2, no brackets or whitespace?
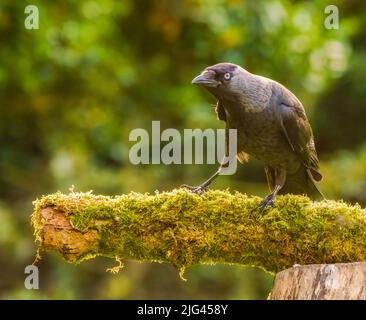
183,63,323,212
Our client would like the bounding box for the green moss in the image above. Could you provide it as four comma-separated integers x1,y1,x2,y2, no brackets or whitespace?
32,189,366,274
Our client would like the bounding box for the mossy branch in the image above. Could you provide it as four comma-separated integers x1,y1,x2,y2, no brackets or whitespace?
32,189,366,274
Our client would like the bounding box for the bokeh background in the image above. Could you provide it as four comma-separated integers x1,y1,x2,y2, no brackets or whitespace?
1,0,365,299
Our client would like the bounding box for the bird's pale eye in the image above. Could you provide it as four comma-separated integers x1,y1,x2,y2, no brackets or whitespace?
224,73,231,80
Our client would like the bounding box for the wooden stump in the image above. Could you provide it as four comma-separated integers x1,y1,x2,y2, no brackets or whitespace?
269,262,366,300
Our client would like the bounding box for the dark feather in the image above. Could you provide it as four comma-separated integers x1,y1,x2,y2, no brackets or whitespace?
264,165,276,191
215,100,227,121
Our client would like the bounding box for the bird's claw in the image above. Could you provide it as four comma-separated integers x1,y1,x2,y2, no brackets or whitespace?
180,184,209,195
256,194,276,214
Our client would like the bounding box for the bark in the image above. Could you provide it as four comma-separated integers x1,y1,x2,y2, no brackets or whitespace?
39,207,100,262
269,262,366,300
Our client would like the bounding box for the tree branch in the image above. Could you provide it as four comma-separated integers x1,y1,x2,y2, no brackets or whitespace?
32,189,366,274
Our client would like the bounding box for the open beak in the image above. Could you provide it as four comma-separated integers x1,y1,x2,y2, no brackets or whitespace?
192,70,220,87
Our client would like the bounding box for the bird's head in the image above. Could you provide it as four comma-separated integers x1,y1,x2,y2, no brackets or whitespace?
191,63,247,99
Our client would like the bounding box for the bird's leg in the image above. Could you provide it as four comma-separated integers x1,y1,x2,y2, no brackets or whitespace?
181,158,229,195
181,167,222,195
257,185,281,213
257,169,286,214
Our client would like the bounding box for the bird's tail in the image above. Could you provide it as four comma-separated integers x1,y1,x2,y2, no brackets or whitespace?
279,166,324,200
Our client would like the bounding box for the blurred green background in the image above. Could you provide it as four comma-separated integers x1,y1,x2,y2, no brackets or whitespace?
1,0,365,299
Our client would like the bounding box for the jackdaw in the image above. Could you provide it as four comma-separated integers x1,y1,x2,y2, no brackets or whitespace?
182,63,323,212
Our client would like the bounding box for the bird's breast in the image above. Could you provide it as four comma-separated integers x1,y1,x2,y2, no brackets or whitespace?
226,106,298,170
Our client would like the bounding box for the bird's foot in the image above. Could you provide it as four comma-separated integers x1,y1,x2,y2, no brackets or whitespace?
180,183,210,195
256,193,276,214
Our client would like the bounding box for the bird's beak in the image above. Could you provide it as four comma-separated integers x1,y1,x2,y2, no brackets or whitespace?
192,70,219,87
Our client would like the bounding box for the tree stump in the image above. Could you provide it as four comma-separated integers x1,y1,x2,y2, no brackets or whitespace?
269,262,366,300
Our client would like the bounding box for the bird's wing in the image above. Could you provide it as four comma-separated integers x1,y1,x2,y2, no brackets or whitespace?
274,83,322,181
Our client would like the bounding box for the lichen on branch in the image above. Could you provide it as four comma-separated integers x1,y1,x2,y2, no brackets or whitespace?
31,189,366,274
